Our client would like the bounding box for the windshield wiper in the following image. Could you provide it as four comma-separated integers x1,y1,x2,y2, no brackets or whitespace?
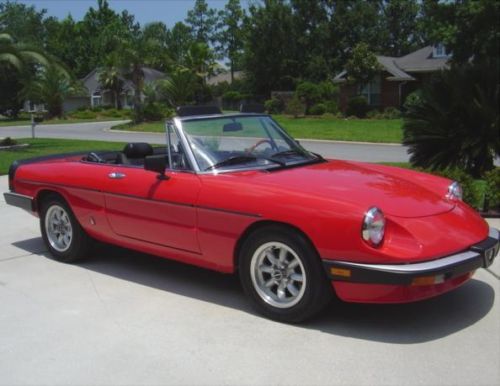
271,149,310,158
205,155,285,171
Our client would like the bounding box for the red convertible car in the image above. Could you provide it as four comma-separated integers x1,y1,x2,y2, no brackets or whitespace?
4,105,499,322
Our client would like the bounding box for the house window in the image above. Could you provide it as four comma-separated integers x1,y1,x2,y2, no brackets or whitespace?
91,92,102,107
359,75,381,106
433,43,448,58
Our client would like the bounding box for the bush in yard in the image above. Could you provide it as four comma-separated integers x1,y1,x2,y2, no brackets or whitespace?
222,91,244,102
70,110,97,119
366,109,382,119
0,137,17,146
285,96,305,118
403,62,499,177
423,168,482,209
324,100,339,114
484,168,500,210
403,90,422,110
346,96,369,118
295,81,321,113
382,107,401,119
143,103,173,121
309,103,327,115
264,97,284,114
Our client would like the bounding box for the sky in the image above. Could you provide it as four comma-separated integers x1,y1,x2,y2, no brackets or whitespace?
13,0,242,27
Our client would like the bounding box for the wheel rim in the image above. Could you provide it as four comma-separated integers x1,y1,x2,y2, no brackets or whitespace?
250,242,307,309
45,205,73,253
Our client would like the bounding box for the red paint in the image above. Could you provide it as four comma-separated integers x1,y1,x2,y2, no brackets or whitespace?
11,155,490,302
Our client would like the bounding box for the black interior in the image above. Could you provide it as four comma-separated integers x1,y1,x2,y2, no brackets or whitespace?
83,142,189,170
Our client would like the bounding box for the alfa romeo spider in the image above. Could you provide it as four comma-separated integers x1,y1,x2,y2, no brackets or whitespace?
4,105,499,322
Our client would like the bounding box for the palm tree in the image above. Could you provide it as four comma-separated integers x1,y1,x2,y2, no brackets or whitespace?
21,64,85,118
402,61,499,177
184,42,218,85
0,33,49,70
155,68,198,107
98,63,124,109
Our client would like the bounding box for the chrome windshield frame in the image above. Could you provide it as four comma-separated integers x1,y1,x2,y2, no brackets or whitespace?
169,113,313,175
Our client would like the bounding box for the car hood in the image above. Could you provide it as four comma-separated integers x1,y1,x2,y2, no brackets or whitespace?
237,160,454,218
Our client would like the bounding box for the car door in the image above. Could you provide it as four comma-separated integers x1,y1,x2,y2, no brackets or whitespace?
103,165,202,253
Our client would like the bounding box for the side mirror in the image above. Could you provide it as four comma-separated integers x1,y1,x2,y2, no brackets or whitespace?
144,155,169,180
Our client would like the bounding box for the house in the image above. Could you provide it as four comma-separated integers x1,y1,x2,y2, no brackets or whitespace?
334,44,450,111
63,67,165,112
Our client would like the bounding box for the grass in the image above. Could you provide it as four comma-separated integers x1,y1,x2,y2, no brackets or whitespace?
111,115,403,143
0,138,125,175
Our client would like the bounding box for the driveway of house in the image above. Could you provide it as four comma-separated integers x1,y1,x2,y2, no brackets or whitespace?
0,174,499,386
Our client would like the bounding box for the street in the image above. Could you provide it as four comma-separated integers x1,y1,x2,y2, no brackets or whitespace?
0,173,499,385
0,121,410,163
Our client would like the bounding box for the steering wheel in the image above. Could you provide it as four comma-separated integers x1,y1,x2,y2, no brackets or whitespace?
246,139,274,154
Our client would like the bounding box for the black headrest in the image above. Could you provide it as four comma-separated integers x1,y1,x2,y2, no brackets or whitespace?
176,105,222,117
123,143,153,159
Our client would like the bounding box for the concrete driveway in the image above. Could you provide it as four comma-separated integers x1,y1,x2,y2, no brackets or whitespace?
0,174,499,386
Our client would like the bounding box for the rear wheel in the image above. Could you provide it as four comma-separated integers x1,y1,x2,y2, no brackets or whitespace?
40,194,91,262
239,225,332,322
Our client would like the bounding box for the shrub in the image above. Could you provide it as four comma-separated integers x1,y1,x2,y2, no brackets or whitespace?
70,110,97,119
309,103,327,115
402,63,499,177
143,103,173,121
324,100,339,114
425,168,482,209
366,109,382,119
0,137,17,146
346,96,369,118
484,168,500,210
403,90,422,110
264,97,284,114
382,107,401,119
222,91,243,102
285,96,306,118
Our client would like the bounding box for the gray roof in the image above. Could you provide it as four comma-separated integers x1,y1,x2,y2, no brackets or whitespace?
81,67,165,94
334,45,449,83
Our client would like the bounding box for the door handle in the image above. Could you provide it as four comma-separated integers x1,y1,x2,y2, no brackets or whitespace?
108,172,126,179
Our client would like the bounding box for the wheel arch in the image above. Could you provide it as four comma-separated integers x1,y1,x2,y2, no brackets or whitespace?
233,220,319,272
35,189,68,213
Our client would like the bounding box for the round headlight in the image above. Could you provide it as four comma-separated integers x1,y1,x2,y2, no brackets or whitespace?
362,207,385,247
447,181,463,201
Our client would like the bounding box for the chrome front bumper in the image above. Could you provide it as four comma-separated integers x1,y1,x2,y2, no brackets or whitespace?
323,227,499,285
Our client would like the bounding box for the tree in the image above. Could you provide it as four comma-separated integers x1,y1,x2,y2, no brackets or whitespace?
98,54,124,109
0,32,49,70
215,0,245,82
21,64,83,118
116,29,162,122
0,1,46,45
422,0,499,66
185,0,218,45
166,22,195,65
379,0,424,56
243,0,301,96
345,42,381,85
402,63,499,177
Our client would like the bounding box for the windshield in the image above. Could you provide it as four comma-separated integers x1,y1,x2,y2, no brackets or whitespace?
180,115,319,172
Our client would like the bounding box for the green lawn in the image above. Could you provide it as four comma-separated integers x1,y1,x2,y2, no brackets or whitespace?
111,115,403,143
0,138,125,175
0,117,128,127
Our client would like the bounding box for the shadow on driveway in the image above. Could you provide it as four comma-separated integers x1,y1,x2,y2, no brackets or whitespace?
13,237,495,344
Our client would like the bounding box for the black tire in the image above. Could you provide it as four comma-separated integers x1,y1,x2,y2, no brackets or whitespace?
40,193,92,263
239,225,332,323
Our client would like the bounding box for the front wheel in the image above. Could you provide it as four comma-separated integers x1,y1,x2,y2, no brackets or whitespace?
239,226,332,322
40,194,91,263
